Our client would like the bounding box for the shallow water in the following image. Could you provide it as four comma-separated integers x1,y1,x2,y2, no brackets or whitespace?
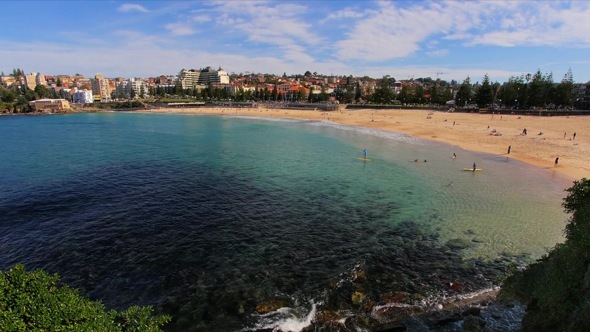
0,112,570,330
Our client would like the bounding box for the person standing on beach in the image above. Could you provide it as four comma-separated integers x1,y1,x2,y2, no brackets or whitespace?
507,145,511,154
573,132,577,140
555,157,559,167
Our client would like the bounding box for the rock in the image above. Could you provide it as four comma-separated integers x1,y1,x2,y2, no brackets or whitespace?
254,299,289,314
584,263,590,289
381,291,411,304
352,291,365,305
446,238,472,250
462,314,485,331
462,307,481,317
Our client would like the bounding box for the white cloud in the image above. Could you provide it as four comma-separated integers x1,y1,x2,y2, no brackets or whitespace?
427,49,448,57
192,15,211,24
212,1,321,62
335,2,455,61
165,23,194,36
117,3,148,13
334,1,590,61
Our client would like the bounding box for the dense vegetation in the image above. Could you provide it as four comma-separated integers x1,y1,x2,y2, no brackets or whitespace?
0,264,170,331
500,178,590,331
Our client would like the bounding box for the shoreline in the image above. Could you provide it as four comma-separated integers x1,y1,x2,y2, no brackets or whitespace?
134,106,590,181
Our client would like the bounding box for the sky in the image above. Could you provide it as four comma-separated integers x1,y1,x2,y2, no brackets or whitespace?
1,0,590,84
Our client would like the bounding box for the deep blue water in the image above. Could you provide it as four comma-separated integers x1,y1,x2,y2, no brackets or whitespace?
0,112,570,331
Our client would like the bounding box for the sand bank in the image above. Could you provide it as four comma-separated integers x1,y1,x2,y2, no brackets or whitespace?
141,107,590,181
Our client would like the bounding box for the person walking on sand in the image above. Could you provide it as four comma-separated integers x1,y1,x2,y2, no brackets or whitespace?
554,157,559,167
507,145,511,154
573,132,576,140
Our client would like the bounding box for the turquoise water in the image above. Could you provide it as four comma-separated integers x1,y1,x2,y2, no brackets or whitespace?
0,112,570,330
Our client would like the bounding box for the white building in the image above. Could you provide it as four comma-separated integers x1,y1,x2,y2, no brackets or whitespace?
198,66,229,85
72,89,94,104
115,78,149,99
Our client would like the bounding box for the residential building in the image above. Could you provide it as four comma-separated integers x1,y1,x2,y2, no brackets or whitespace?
72,89,94,104
176,69,201,90
198,66,230,85
574,82,590,110
115,78,149,99
29,99,71,112
0,75,17,87
91,73,112,102
24,72,38,90
36,73,47,86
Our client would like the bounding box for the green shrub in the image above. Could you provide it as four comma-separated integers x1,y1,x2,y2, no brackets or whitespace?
0,264,170,331
500,178,590,331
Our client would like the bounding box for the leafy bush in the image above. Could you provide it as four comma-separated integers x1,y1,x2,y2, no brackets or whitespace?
0,264,170,331
500,178,590,331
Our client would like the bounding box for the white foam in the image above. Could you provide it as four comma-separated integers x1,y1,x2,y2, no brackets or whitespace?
306,121,423,144
243,301,318,332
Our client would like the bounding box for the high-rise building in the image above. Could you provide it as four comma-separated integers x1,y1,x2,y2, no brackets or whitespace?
91,73,112,102
176,69,201,90
198,66,229,85
176,67,230,90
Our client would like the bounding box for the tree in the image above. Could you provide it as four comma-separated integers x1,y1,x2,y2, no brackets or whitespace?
130,88,136,99
455,77,472,107
474,74,493,107
555,69,574,108
0,264,170,331
372,76,394,104
319,86,329,102
270,85,278,101
354,82,362,102
34,85,53,99
563,178,590,243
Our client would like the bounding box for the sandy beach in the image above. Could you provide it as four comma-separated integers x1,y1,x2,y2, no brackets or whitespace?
142,106,590,181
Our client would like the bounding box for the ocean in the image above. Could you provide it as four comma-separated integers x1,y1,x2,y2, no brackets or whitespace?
0,112,571,331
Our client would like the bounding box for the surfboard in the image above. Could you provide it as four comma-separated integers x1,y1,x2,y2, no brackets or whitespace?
358,158,371,161
463,168,483,171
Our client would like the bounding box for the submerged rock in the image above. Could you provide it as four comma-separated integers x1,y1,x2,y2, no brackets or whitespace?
446,238,472,250
255,299,290,314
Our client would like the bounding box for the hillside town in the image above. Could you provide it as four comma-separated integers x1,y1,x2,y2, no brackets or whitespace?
1,66,589,114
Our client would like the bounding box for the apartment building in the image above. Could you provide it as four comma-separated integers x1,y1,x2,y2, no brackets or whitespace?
24,72,38,90
115,78,149,99
198,66,229,85
176,67,230,90
72,89,94,104
177,69,201,90
91,73,112,102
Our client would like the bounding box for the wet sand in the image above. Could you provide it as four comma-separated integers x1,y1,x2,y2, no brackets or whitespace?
141,107,590,181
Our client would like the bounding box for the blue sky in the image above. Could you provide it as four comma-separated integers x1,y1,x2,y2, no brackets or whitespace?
2,0,590,83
